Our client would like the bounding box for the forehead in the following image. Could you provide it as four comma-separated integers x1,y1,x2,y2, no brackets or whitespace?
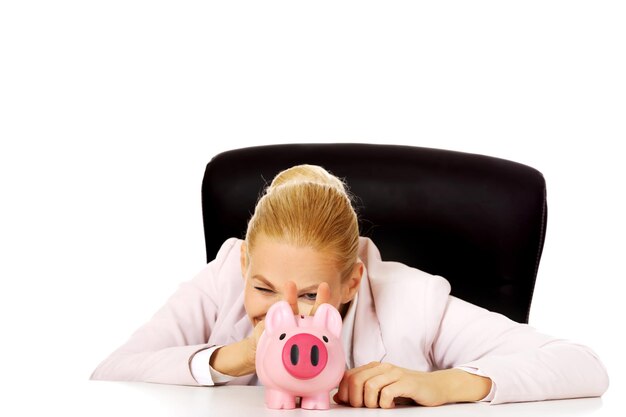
248,237,341,284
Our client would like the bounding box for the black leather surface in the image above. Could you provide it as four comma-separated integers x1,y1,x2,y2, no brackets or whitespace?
201,144,547,323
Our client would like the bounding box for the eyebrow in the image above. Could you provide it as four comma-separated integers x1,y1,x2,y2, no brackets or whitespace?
252,275,320,293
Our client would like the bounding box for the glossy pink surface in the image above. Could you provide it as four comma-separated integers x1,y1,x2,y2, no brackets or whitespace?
281,332,328,379
256,301,345,410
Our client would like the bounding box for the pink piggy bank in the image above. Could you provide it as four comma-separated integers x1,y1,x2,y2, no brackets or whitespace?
255,300,346,410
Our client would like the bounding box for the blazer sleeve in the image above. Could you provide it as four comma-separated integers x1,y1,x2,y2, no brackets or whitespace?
89,238,239,386
429,295,609,404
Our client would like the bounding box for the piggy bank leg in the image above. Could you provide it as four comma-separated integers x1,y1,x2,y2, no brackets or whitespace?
301,392,330,410
265,388,296,410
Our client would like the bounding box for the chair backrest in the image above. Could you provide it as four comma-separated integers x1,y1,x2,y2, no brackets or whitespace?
201,144,547,323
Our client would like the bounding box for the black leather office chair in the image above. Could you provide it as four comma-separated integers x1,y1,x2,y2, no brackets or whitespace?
201,144,547,324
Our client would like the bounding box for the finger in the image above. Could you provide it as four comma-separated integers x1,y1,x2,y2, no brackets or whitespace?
348,362,394,408
255,319,266,333
336,362,381,405
378,381,412,409
340,362,387,407
363,371,399,408
309,282,331,315
283,281,299,315
252,319,266,343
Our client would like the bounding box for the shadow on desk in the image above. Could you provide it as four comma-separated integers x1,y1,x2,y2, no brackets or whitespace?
83,382,605,417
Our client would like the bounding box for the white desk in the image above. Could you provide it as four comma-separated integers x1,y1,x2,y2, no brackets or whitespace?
33,381,615,417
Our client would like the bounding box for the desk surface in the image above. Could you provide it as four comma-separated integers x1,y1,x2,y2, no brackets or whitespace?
28,381,614,417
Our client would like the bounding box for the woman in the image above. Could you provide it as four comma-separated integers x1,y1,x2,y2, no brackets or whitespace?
91,164,609,408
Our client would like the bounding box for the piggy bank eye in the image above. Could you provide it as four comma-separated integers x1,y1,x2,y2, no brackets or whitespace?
323,336,328,343
279,333,286,340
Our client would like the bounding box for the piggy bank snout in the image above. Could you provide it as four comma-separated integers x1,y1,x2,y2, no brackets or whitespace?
281,333,329,379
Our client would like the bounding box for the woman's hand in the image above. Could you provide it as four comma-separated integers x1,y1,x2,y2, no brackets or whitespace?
242,319,266,371
210,319,266,377
333,362,446,408
333,363,492,408
283,280,331,316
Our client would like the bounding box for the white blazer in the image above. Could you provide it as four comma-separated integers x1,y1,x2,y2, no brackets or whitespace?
91,237,609,404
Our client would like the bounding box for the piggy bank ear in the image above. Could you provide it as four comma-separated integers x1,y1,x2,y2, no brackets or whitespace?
265,301,298,335
312,303,342,339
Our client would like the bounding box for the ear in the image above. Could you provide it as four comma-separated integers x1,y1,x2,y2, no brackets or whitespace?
341,260,364,304
240,241,248,279
265,301,298,335
312,303,343,339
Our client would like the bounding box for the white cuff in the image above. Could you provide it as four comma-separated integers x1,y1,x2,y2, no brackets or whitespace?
454,366,496,402
191,345,237,385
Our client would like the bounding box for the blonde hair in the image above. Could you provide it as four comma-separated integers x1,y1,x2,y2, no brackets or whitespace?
245,164,359,280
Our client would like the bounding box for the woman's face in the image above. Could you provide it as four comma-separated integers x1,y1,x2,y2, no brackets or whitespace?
241,234,362,328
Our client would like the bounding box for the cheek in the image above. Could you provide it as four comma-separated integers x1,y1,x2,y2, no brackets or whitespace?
243,288,258,315
244,288,272,317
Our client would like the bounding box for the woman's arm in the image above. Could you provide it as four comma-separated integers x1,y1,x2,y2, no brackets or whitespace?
335,294,608,408
435,368,492,403
90,238,239,385
430,295,609,404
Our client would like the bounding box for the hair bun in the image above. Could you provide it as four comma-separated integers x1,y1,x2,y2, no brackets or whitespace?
268,164,347,194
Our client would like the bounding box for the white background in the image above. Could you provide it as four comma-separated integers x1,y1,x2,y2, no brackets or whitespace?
1,1,624,415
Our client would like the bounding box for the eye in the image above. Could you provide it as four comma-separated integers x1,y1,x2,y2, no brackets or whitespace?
279,333,286,340
254,287,273,294
323,336,328,343
301,293,317,301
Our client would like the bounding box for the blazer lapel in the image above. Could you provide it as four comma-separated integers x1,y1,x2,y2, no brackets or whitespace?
352,265,386,367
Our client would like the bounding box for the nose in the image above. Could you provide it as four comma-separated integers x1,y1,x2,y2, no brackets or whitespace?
281,333,328,379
